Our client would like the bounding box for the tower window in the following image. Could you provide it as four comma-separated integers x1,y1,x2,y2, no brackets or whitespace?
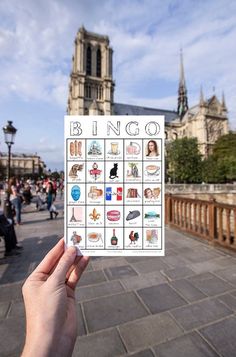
96,85,103,100
96,48,101,77
86,46,92,75
85,84,91,98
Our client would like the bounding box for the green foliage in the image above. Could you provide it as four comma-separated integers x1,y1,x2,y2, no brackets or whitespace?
202,132,236,183
167,137,202,183
212,132,236,159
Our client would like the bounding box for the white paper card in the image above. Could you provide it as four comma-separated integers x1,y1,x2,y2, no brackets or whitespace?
64,115,165,256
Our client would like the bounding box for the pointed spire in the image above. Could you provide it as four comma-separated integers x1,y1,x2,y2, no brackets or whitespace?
179,48,185,87
177,48,188,120
221,91,226,109
200,85,205,106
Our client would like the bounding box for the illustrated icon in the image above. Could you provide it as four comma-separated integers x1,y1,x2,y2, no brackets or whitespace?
88,141,102,156
89,162,102,181
144,187,161,199
146,140,159,157
111,229,118,245
71,185,81,201
127,163,140,178
126,188,140,198
89,208,101,221
129,231,139,245
70,231,82,245
146,229,158,243
69,164,83,180
88,186,103,199
144,165,160,176
126,210,140,221
70,140,82,157
144,211,160,219
88,232,103,243
109,163,119,179
107,210,120,221
108,142,120,155
105,187,123,201
126,142,141,155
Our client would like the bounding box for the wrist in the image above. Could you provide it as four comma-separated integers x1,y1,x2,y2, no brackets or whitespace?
22,333,55,357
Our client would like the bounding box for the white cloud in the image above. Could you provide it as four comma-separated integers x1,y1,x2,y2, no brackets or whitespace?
0,0,235,148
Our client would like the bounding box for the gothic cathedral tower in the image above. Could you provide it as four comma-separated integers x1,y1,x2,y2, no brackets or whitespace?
67,26,115,115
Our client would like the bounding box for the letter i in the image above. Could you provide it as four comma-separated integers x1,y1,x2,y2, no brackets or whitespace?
92,121,97,136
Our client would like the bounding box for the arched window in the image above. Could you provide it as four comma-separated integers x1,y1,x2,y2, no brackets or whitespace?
173,132,178,140
96,48,101,77
86,46,92,75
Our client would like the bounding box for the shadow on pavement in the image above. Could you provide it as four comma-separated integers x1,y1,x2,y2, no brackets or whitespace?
0,234,59,285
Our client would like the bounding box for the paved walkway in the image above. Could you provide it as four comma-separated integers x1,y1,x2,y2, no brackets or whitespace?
0,199,236,357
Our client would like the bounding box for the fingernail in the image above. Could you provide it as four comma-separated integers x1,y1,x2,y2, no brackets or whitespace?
68,246,77,255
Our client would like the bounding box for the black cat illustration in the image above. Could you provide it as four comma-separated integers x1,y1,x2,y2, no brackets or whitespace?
109,163,118,179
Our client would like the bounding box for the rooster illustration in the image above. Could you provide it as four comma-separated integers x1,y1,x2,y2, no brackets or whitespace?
129,231,139,245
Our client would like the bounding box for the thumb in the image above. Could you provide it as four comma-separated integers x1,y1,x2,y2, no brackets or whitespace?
50,246,77,284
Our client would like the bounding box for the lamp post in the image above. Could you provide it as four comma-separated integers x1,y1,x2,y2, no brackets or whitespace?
2,121,17,217
2,121,17,181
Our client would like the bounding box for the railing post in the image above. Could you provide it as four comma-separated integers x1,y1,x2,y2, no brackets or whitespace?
233,208,236,247
209,198,217,240
165,194,172,224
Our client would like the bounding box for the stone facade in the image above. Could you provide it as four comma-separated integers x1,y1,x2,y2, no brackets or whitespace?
67,26,115,116
67,27,229,157
0,153,46,178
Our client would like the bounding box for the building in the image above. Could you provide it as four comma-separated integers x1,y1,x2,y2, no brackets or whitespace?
67,26,229,156
0,153,46,178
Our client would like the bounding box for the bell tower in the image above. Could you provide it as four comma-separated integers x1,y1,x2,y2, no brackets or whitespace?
67,26,115,115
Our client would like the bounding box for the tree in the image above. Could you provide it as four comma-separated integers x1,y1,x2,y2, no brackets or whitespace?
202,132,236,183
167,137,202,183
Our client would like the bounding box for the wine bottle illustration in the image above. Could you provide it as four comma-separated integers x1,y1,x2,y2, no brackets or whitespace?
111,229,118,245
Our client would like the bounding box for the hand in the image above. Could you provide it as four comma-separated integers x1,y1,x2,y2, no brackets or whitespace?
21,239,89,357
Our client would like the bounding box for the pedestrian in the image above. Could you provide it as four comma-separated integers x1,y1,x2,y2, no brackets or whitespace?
21,239,89,357
8,177,23,225
0,213,23,257
46,181,58,219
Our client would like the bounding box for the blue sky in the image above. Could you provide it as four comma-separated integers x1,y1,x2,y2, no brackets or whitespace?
0,0,236,170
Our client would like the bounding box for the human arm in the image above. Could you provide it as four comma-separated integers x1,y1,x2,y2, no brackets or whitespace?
21,239,89,357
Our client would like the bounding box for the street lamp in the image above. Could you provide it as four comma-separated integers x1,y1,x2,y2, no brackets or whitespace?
2,120,17,181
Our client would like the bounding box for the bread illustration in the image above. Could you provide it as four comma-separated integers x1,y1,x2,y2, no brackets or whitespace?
70,142,74,156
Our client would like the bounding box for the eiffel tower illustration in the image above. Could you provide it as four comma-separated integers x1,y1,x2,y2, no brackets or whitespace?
70,207,77,222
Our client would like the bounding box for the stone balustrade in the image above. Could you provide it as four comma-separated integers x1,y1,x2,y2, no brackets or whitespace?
165,194,236,251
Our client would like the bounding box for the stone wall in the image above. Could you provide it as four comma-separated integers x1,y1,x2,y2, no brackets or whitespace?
165,184,236,205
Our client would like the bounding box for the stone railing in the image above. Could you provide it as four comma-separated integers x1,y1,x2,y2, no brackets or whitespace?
165,194,236,251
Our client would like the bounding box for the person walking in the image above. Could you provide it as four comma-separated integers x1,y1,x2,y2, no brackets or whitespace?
8,177,23,225
46,181,58,220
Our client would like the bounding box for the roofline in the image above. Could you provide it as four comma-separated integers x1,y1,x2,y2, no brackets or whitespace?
114,102,177,114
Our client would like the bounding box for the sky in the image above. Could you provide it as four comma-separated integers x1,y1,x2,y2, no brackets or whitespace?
0,0,236,171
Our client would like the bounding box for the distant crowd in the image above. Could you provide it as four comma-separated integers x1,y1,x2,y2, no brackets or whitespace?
0,177,64,257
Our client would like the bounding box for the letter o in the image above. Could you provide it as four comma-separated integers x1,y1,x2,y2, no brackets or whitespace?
145,122,160,136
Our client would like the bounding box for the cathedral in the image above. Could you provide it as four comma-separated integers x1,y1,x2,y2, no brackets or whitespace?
67,26,229,157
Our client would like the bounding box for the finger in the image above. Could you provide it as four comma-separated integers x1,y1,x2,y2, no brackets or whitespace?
33,238,65,275
50,246,77,284
66,256,90,290
65,255,83,280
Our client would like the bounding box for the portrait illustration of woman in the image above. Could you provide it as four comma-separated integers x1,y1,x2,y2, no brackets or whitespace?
146,140,159,157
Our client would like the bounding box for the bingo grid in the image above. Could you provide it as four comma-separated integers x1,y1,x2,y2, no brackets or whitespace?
66,137,163,254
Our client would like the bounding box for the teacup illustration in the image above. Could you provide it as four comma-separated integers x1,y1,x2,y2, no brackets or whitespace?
145,165,160,176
